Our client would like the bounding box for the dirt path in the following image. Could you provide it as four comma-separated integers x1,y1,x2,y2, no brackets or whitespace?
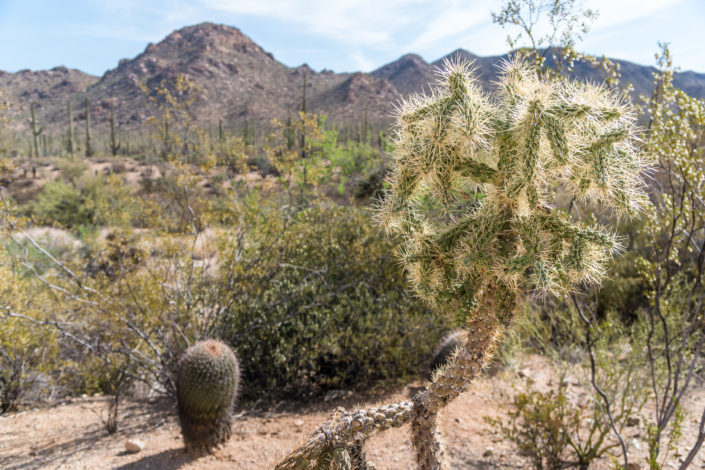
1,357,703,469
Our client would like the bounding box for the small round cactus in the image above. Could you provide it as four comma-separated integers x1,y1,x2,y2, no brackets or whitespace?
427,331,465,378
176,339,240,453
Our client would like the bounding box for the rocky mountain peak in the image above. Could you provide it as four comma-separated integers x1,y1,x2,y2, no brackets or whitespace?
2,22,704,136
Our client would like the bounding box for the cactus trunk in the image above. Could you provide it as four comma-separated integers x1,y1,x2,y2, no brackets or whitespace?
411,302,509,469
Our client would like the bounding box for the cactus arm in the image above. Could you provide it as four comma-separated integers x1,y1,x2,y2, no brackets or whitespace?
275,402,413,470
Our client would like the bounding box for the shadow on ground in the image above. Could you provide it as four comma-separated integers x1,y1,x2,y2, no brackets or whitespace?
115,448,197,470
0,398,172,470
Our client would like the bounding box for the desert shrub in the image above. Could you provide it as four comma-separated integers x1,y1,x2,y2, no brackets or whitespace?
496,305,651,469
56,157,88,183
221,202,448,398
29,173,135,230
0,250,61,412
30,180,91,228
487,383,574,470
5,188,447,403
137,168,211,233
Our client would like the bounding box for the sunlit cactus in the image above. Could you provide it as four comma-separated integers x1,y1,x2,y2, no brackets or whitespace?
377,58,648,469
276,58,648,470
379,58,646,324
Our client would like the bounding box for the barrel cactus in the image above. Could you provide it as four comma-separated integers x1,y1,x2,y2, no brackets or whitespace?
176,339,240,453
427,331,465,378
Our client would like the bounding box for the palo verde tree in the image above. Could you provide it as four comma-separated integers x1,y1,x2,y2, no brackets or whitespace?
275,58,648,470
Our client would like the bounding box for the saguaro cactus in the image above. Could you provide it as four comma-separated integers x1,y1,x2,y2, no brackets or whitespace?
176,339,240,453
276,58,648,470
84,97,93,157
66,101,74,155
30,102,43,158
109,103,120,156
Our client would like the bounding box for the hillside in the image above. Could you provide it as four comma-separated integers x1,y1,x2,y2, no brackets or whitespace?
1,22,704,134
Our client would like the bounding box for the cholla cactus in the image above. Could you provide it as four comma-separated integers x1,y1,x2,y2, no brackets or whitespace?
378,58,647,469
380,58,645,320
275,59,647,470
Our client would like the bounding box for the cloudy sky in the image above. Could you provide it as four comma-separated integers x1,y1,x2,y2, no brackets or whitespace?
0,0,702,76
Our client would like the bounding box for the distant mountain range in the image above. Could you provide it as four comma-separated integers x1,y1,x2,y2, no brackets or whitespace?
1,22,704,134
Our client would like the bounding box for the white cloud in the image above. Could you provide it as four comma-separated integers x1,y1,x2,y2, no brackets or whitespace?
406,0,495,51
351,51,374,71
198,0,421,47
588,0,687,30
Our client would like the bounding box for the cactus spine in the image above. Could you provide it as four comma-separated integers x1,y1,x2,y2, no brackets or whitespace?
176,339,239,453
66,101,74,155
30,102,43,158
84,97,93,157
109,103,120,156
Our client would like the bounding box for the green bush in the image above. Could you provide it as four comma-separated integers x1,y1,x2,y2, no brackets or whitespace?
29,173,135,230
487,383,574,470
30,180,93,228
220,203,449,399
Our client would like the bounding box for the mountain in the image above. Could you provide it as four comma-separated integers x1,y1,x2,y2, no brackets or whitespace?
1,23,392,134
427,48,705,101
0,67,98,131
371,53,436,96
1,23,704,136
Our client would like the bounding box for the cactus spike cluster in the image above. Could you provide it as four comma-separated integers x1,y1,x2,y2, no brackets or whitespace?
176,339,240,454
379,57,647,325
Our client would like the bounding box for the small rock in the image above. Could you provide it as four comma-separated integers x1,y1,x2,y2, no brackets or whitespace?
627,463,641,470
483,448,494,458
294,419,305,427
125,439,145,453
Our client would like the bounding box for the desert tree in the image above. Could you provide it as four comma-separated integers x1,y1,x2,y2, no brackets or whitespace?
637,44,705,470
139,74,210,163
492,0,623,88
275,57,647,469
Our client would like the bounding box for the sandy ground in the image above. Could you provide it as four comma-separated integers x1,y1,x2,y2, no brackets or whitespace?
2,356,704,470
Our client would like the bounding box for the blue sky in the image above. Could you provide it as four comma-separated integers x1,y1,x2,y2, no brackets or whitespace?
0,0,702,76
